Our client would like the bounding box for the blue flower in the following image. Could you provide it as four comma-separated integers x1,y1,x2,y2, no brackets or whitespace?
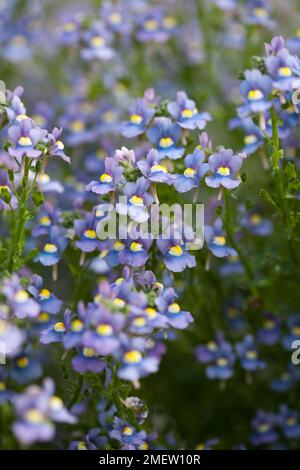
118,239,151,268
205,148,243,189
86,156,123,195
173,147,209,193
277,405,300,439
257,313,281,345
236,335,266,371
155,287,193,329
137,149,174,184
240,207,273,236
117,337,160,382
116,177,154,223
35,226,68,266
157,238,196,273
168,91,211,130
74,213,102,253
147,117,184,160
122,99,155,138
282,314,300,350
238,69,273,118
28,275,62,315
205,219,237,258
266,47,300,92
11,354,42,384
250,411,278,446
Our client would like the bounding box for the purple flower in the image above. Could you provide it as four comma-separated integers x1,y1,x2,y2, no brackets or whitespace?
277,405,300,439
205,219,237,257
238,69,273,118
35,226,68,266
8,119,46,160
69,428,108,450
137,149,173,184
174,147,209,193
244,1,276,29
116,177,154,223
28,275,62,315
46,127,70,163
157,238,196,273
117,336,160,382
155,287,193,329
266,47,300,92
32,202,61,237
236,335,266,371
81,309,124,356
240,208,273,236
250,411,278,446
122,99,155,138
205,148,242,189
2,274,40,319
12,378,77,446
0,319,24,358
11,354,42,384
147,117,184,160
282,314,300,350
74,213,102,253
257,313,281,345
195,333,235,380
80,24,114,61
118,238,151,268
72,347,106,373
86,157,123,195
109,417,147,450
168,91,211,130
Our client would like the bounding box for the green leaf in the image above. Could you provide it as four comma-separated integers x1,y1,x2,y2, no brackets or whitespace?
32,190,45,208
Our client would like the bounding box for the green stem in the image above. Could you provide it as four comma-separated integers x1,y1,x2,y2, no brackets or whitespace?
270,106,298,266
223,189,255,283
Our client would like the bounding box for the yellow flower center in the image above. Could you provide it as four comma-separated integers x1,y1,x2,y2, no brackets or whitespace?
96,324,113,336
247,89,263,101
44,243,58,253
264,320,275,329
38,312,49,323
130,242,143,252
115,277,124,285
258,423,270,433
84,229,96,239
83,347,96,357
181,109,194,118
16,114,28,121
53,322,66,333
184,167,196,178
113,298,126,308
145,307,158,319
56,140,64,150
207,341,217,351
213,236,226,246
132,317,147,327
109,12,122,25
90,35,105,48
278,67,292,78
0,382,6,391
100,173,113,183
14,289,29,303
169,245,183,257
17,357,29,368
113,241,125,251
71,320,84,332
39,288,51,300
244,134,257,145
168,303,180,314
144,19,159,31
39,173,50,184
150,164,168,173
49,395,63,410
129,195,144,206
159,137,174,148
217,357,228,367
130,114,143,125
163,16,177,29
254,7,268,18
139,442,149,450
63,22,76,32
40,216,51,226
250,214,262,225
286,417,297,426
70,120,85,133
25,409,45,424
18,136,32,147
217,166,230,176
245,350,257,360
123,426,133,436
296,29,300,38
292,326,300,335
77,441,88,450
124,350,142,364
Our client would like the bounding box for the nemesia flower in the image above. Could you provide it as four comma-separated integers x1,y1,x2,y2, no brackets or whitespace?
118,238,151,268
8,118,46,160
2,274,40,319
240,207,273,236
195,333,235,380
257,313,281,345
117,336,160,381
244,0,275,29
80,23,114,61
12,378,77,445
0,319,24,358
168,91,211,130
205,148,243,189
69,428,108,450
237,69,273,118
205,219,237,258
28,275,62,315
109,417,147,450
147,117,184,160
173,147,209,193
157,238,196,273
236,335,266,371
137,148,173,184
122,99,155,138
46,127,70,163
116,177,154,223
86,156,123,195
155,287,193,329
250,411,278,446
11,353,42,384
277,405,300,439
35,226,68,266
74,213,102,253
282,314,300,350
